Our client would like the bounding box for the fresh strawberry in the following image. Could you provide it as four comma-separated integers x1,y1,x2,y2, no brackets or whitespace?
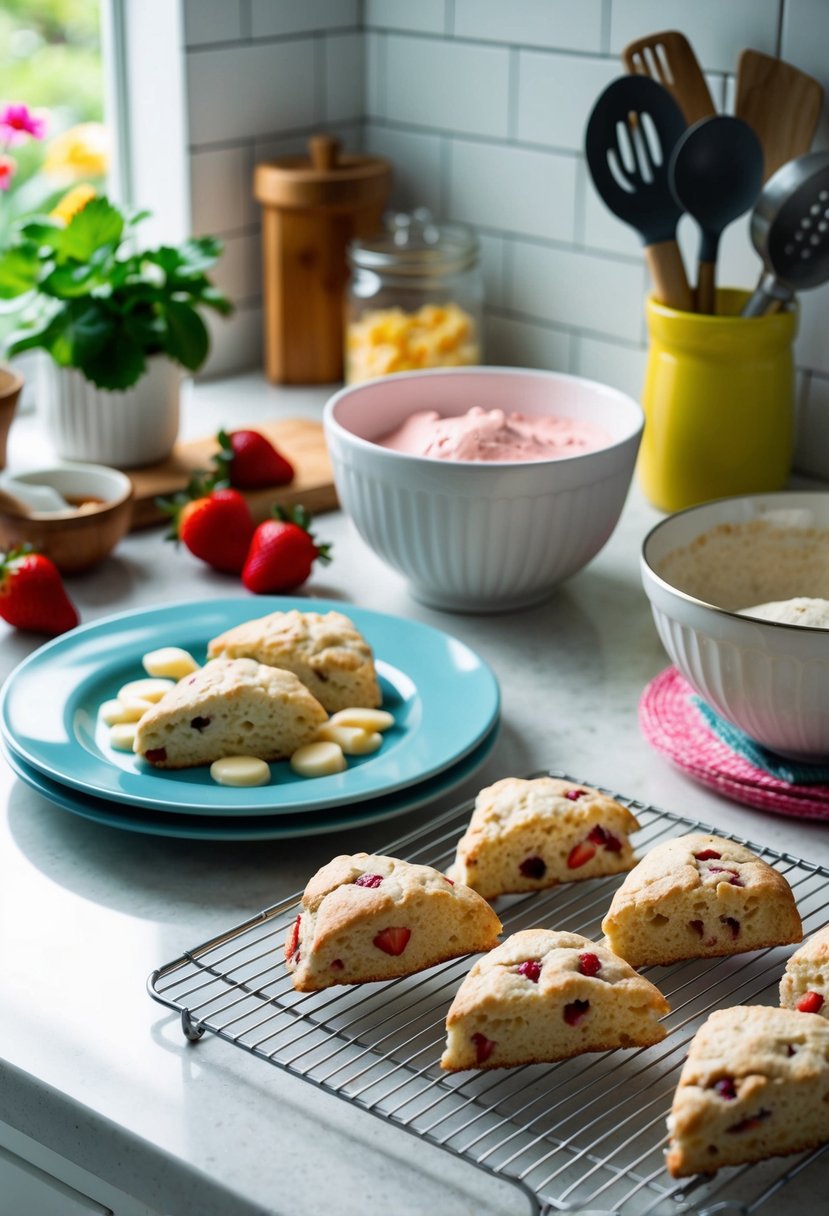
160,476,255,574
373,926,411,956
214,428,295,489
567,840,596,869
0,547,79,636
242,504,331,594
471,1032,496,1063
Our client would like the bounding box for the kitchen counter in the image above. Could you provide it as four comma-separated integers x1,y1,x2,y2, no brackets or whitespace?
1,372,828,1216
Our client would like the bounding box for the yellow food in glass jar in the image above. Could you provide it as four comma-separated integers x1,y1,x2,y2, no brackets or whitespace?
346,301,479,383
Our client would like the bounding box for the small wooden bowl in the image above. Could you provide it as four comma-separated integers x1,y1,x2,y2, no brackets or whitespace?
0,463,134,574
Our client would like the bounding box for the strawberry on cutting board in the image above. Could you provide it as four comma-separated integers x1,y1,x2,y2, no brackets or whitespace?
214,428,295,490
242,504,331,594
160,478,256,574
0,547,79,636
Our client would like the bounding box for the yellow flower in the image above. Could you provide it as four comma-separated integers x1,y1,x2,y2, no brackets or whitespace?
51,184,97,225
43,123,109,181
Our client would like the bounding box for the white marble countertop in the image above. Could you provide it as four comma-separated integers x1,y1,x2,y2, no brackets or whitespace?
1,372,828,1216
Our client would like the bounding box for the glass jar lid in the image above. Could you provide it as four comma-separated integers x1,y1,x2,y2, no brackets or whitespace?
349,208,479,276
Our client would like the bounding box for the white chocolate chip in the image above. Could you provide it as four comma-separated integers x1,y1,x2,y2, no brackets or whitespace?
314,723,383,755
117,677,175,703
290,741,347,777
110,722,138,752
100,697,153,725
142,646,200,679
210,756,271,788
327,707,395,732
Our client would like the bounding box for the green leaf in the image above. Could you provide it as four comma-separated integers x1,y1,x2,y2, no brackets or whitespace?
41,263,100,299
59,198,125,263
199,286,234,315
160,299,209,370
80,331,147,390
0,246,42,299
6,311,67,358
17,218,65,251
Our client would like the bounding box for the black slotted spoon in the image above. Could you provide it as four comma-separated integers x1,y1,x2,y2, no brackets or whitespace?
586,74,692,311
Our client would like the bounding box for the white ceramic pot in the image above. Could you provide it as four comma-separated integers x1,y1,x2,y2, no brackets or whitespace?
42,355,182,468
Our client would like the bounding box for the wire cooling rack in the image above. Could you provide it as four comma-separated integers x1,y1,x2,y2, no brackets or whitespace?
148,773,829,1215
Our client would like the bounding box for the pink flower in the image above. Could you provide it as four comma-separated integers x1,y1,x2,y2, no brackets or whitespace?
0,103,46,145
0,155,16,191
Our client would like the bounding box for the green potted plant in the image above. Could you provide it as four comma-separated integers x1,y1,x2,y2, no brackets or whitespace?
0,194,232,466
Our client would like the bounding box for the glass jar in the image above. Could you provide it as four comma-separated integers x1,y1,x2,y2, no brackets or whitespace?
345,208,484,383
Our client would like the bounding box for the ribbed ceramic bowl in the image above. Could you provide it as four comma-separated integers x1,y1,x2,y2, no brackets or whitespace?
324,367,643,612
641,491,829,762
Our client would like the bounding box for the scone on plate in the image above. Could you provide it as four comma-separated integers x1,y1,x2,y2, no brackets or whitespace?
601,833,802,967
284,852,502,992
133,658,327,769
440,929,670,1071
780,925,829,1017
666,1005,829,1177
449,776,640,900
207,609,381,713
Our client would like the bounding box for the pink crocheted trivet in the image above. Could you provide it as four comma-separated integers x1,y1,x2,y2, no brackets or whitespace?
639,666,829,821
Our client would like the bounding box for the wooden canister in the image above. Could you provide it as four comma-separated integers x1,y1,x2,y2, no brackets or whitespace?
254,135,391,384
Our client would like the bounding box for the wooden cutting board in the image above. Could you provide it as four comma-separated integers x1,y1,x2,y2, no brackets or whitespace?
128,418,339,529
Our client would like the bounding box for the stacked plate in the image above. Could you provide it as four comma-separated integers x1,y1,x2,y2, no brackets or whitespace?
0,597,500,840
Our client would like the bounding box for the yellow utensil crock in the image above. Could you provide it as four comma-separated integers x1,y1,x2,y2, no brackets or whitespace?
638,289,797,513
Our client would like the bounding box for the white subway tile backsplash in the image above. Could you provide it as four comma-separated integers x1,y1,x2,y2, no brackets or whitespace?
476,232,507,310
251,0,359,39
580,161,643,257
385,35,510,139
184,0,244,47
187,41,317,145
794,372,829,477
485,313,572,371
511,240,648,343
795,280,829,377
609,0,780,74
454,0,603,54
363,123,443,214
365,32,386,118
517,51,618,151
202,305,263,378
449,140,577,243
364,0,447,36
325,33,364,122
574,333,647,402
190,145,257,235
212,231,261,306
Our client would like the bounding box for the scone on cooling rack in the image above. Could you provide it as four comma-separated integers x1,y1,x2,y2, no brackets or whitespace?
440,929,670,1071
600,833,802,968
448,776,640,900
133,658,327,769
666,1005,829,1177
207,608,381,713
780,925,829,1018
284,852,502,992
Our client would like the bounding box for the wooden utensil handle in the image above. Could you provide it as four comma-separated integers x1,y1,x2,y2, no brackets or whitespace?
645,241,694,312
696,261,716,314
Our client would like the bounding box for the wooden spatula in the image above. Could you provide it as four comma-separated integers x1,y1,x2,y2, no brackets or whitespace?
621,30,716,126
736,49,824,181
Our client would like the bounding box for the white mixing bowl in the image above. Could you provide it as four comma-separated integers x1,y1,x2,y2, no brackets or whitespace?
324,366,643,612
641,491,829,762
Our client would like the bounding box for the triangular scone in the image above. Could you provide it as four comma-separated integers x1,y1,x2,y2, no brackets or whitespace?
601,833,802,967
133,658,327,769
449,777,640,900
284,852,502,992
440,929,670,1071
780,925,829,1017
666,1005,829,1177
207,609,381,712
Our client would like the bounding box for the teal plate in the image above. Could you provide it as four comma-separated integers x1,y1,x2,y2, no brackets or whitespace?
2,721,499,839
0,597,500,817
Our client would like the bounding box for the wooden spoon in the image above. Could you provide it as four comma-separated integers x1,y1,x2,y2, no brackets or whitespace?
736,50,824,182
621,30,717,126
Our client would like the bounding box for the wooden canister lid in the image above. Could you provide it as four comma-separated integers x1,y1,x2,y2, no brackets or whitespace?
254,135,391,212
